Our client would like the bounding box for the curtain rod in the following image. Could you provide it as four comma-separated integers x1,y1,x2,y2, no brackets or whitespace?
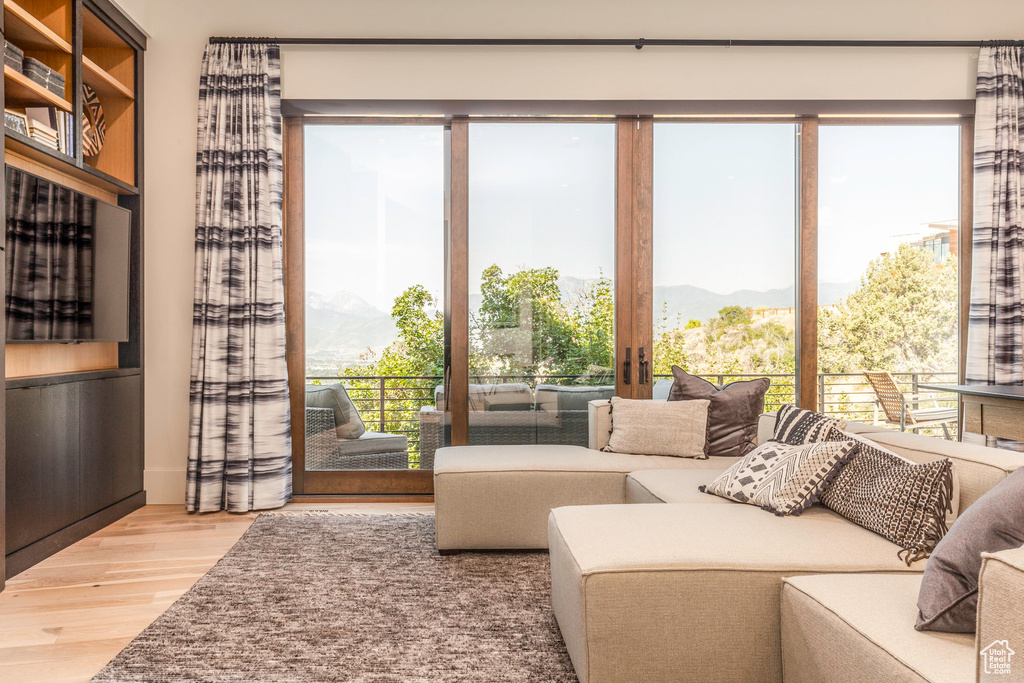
207,37,1011,49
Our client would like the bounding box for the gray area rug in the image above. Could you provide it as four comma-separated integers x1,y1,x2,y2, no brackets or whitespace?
93,515,576,682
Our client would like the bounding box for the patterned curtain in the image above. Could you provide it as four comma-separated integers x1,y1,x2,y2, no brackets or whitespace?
968,43,1023,386
187,42,292,513
5,170,94,340
967,42,1024,449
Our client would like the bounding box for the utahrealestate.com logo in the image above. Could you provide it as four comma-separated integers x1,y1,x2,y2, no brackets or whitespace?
981,640,1015,676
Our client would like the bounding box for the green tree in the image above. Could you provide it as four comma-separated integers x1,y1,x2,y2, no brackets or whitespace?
818,244,957,374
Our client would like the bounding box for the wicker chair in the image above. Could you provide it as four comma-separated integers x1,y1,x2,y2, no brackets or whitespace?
863,370,957,439
305,407,409,470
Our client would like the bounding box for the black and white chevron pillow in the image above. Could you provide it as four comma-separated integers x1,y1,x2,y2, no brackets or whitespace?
700,439,860,516
773,404,845,445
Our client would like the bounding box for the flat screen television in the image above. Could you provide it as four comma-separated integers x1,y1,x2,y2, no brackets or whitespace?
5,166,131,343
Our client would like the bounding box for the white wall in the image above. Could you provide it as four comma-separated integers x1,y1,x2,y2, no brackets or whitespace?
116,0,1023,503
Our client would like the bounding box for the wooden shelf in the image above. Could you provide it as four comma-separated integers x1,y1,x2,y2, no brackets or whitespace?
4,64,70,110
5,130,139,196
3,0,72,53
82,55,132,99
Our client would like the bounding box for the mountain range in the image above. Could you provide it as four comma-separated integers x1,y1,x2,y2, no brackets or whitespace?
306,279,859,369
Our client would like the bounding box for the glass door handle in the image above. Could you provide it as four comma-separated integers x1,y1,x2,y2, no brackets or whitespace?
638,346,650,385
623,347,632,385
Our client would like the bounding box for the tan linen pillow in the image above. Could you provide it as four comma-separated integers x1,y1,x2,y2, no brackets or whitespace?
602,396,710,459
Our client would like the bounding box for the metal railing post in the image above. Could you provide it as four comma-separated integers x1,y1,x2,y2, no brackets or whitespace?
379,376,386,433
818,374,826,414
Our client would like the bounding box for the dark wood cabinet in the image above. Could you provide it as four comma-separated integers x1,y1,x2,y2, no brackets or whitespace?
5,373,143,576
6,384,81,553
80,376,142,517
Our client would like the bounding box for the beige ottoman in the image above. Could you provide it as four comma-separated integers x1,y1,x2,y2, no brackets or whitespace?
548,503,925,683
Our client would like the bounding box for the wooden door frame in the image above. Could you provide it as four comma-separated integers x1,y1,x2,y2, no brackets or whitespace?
615,117,654,399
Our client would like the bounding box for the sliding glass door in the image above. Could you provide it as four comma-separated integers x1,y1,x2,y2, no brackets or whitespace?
462,122,617,451
284,113,972,496
300,123,446,491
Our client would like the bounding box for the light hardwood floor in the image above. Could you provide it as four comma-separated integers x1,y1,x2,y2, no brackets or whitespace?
0,502,435,683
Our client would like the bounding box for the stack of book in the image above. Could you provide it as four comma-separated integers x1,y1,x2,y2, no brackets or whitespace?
24,107,72,155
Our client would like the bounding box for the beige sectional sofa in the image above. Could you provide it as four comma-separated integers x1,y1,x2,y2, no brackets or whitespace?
432,401,1024,683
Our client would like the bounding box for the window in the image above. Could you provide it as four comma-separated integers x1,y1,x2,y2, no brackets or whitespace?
817,124,961,433
652,123,798,409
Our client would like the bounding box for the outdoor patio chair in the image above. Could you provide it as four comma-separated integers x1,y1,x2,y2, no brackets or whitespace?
305,384,409,470
863,370,957,440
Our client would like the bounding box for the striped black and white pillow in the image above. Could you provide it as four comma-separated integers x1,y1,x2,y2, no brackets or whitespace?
773,404,844,445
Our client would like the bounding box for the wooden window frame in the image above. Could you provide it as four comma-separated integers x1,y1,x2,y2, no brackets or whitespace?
282,109,974,497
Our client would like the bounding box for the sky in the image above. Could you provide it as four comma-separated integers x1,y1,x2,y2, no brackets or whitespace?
304,121,960,313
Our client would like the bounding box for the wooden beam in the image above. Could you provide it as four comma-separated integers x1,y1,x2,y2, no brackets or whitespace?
634,118,654,399
449,118,470,445
282,118,306,494
797,118,819,411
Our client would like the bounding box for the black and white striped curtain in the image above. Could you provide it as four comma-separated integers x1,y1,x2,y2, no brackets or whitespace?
187,42,292,513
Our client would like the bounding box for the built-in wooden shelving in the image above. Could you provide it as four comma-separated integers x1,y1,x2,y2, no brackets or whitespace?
3,64,71,110
4,0,72,53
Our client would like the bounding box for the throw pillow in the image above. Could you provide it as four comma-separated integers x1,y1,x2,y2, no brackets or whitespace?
916,468,1024,633
667,366,770,457
699,439,860,515
773,404,844,445
820,431,954,566
603,396,710,459
305,384,366,440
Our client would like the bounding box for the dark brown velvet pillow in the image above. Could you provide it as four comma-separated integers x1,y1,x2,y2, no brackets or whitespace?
667,366,770,457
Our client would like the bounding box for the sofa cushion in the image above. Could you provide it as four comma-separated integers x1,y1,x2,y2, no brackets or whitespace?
435,382,534,412
700,440,859,515
976,544,1024,676
305,384,366,439
626,469,738,504
865,429,1024,512
774,404,844,444
604,396,710,458
433,445,730,550
668,366,770,457
757,413,891,447
781,574,974,683
822,431,955,566
916,468,1024,633
548,503,924,683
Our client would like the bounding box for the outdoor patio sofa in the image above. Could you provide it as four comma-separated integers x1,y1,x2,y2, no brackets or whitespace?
417,382,615,469
432,401,1024,682
305,383,409,470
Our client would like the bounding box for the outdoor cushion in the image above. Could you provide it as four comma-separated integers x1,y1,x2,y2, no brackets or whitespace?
336,430,408,457
781,574,974,683
548,503,925,683
626,469,737,504
433,445,732,550
305,384,366,439
434,382,534,412
536,384,614,412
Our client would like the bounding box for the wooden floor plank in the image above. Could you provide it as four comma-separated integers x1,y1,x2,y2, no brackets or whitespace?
0,502,435,682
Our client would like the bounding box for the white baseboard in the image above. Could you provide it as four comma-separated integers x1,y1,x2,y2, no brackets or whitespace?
144,469,187,504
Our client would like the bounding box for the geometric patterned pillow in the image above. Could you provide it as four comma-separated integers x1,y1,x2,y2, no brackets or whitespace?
820,432,954,566
773,404,844,445
699,439,860,516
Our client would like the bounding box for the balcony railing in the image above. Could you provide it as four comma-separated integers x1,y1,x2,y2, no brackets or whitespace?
306,370,959,467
